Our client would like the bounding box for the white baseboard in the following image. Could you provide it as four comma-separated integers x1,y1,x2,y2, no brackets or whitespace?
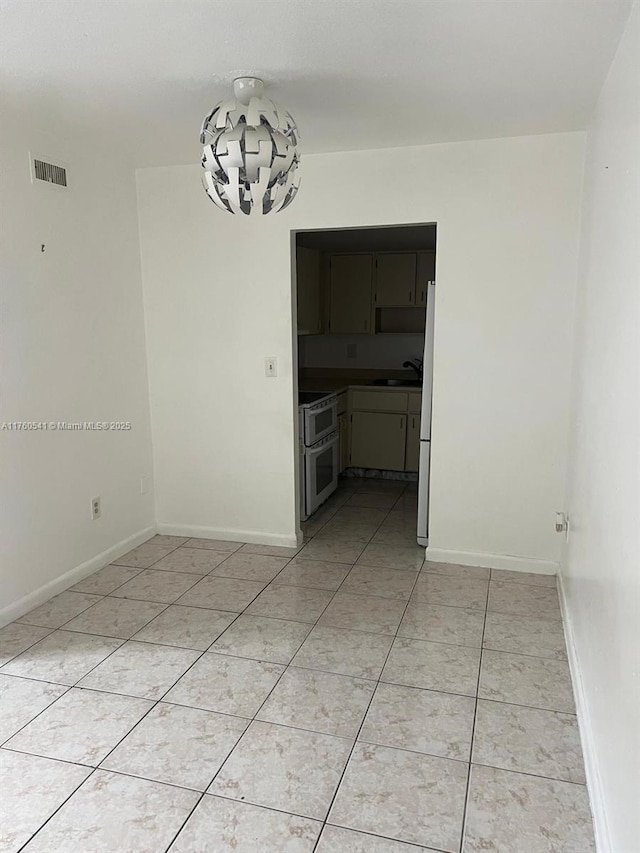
424,546,558,574
0,526,156,628
157,522,299,549
557,573,611,853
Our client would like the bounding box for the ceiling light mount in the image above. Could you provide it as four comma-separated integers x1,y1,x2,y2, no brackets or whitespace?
200,76,301,216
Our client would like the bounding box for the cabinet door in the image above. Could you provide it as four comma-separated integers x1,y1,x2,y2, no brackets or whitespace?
328,254,373,334
405,414,421,472
350,411,407,471
296,247,322,334
338,414,349,473
415,252,435,308
375,253,417,307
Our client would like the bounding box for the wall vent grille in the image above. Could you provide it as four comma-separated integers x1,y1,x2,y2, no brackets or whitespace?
32,158,67,187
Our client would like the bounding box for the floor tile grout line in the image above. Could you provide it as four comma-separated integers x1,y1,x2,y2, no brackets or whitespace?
15,766,100,853
457,578,490,853
0,683,73,750
0,626,57,668
310,546,425,853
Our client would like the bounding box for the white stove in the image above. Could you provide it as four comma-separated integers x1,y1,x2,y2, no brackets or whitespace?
298,391,339,520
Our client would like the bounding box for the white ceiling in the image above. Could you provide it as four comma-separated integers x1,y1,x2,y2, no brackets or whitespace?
0,0,632,168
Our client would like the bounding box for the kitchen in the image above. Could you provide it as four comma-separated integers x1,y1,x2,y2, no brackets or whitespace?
296,225,436,545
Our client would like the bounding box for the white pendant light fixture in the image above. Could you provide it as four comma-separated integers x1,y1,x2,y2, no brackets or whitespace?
200,77,301,216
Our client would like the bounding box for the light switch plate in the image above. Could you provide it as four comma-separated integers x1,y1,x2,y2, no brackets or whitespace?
265,357,278,377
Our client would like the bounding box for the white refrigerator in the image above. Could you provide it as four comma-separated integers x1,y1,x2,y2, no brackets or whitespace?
417,281,436,547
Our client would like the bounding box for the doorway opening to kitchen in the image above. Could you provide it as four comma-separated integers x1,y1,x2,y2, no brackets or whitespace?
291,223,437,548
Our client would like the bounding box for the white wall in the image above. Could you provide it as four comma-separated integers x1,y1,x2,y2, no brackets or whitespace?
137,131,584,565
300,333,425,371
561,5,640,851
0,106,155,622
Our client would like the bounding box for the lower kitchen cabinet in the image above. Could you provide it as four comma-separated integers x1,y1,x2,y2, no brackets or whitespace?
405,413,421,472
338,413,349,473
350,411,407,471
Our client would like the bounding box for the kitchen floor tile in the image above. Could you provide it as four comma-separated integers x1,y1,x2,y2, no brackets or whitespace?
210,552,289,582
148,535,190,548
483,612,567,660
237,542,304,558
490,569,557,588
77,641,200,700
319,592,406,635
151,546,233,575
329,743,468,851
110,570,200,604
21,769,199,853
246,584,333,623
5,687,152,766
164,652,284,716
422,561,490,581
472,699,585,783
273,559,352,591
210,614,310,663
371,524,420,547
17,591,103,629
133,605,237,650
360,682,475,761
357,543,425,571
399,602,485,647
184,537,242,552
296,539,366,564
63,596,166,639
345,492,399,509
102,702,248,790
169,796,321,852
0,750,91,852
479,649,575,712
209,720,352,820
463,764,595,852
487,581,561,620
382,637,480,696
175,575,266,611
257,667,375,737
315,521,381,544
0,630,123,686
411,575,488,610
113,539,182,569
340,565,418,600
0,675,68,743
0,623,52,666
70,564,142,595
292,625,394,679
316,825,428,852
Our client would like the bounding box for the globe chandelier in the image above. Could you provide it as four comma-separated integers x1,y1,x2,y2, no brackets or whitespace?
200,77,301,216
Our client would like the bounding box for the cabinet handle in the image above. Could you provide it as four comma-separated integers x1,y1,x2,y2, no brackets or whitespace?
409,290,413,303
364,319,368,331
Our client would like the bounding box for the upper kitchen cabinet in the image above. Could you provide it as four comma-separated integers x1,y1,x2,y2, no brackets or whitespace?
296,246,322,335
374,253,417,307
415,251,436,307
327,254,373,335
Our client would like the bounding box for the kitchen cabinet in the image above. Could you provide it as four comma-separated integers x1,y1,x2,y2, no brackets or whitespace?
415,252,435,308
405,413,421,472
350,411,407,471
327,254,373,334
375,253,417,307
296,247,322,334
338,413,349,473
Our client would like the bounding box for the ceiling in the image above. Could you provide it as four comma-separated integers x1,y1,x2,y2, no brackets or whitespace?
0,0,632,168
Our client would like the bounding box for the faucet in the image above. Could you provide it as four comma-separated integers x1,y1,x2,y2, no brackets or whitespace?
402,358,423,381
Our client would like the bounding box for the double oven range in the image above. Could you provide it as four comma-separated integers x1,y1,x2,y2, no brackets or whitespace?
298,391,339,521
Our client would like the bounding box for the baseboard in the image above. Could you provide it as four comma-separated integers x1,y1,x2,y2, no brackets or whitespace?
424,546,558,574
0,526,156,628
156,522,299,549
557,573,611,853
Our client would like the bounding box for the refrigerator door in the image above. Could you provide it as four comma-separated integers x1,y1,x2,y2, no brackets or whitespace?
420,282,436,440
417,439,431,546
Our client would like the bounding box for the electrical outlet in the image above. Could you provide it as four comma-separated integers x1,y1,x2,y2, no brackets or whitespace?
91,496,101,520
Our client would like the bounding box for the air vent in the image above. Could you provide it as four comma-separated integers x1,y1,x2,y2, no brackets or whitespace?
29,153,69,190
34,158,67,186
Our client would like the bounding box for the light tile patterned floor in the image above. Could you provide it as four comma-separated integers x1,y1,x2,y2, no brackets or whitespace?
0,478,596,852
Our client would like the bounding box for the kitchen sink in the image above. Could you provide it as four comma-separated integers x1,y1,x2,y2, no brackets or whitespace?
371,378,422,387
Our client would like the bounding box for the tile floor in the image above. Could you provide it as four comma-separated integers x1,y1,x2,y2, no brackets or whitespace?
0,477,596,852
